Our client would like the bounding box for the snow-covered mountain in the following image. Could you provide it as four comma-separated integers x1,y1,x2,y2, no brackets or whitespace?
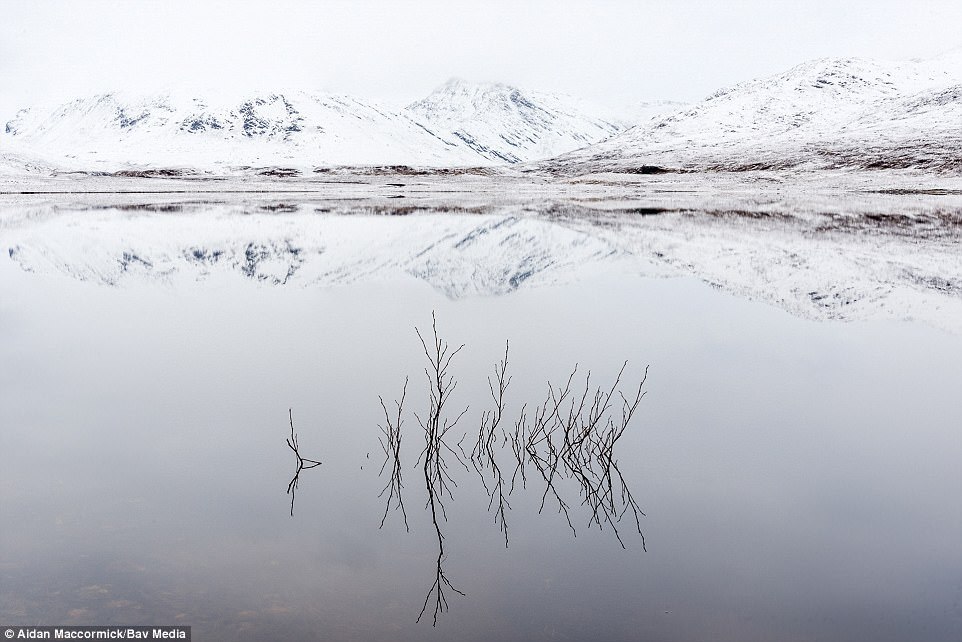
404,79,626,163
544,53,962,174
1,90,486,171
5,52,961,175
1,82,638,172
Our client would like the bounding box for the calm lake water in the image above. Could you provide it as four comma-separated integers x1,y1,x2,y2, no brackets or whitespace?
1,202,961,641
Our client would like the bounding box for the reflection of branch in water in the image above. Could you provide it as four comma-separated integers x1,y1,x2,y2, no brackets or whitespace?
520,364,649,549
507,407,528,494
286,409,322,517
469,341,512,547
414,313,468,625
378,377,409,531
591,367,648,550
523,366,580,536
376,315,650,625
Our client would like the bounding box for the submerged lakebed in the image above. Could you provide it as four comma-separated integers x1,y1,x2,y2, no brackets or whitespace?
1,183,961,641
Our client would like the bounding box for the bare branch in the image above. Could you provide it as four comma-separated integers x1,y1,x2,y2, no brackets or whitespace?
378,377,409,531
285,409,321,517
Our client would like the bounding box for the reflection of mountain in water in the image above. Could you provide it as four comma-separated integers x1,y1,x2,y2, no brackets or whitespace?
2,193,961,333
2,205,626,297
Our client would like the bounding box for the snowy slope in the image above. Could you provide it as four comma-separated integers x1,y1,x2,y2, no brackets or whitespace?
2,90,488,171
0,149,57,178
404,79,626,163
545,54,962,174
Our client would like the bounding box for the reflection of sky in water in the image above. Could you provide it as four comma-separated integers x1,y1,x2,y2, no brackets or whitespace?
1,251,961,642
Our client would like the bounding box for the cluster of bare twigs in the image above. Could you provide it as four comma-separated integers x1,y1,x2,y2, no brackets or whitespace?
286,409,322,517
511,363,649,550
376,313,649,625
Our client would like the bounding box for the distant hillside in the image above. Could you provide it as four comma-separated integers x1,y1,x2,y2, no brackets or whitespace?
542,53,962,174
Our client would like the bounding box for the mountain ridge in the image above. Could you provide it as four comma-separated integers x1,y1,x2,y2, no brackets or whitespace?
542,54,962,174
3,52,961,176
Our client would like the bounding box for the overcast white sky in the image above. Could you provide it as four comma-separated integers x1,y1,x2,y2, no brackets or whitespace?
2,0,962,118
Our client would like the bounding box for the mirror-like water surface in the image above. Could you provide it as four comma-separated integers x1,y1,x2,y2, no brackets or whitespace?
1,201,960,641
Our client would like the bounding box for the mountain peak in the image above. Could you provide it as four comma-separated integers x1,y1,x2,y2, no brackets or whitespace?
405,80,624,164
438,77,472,90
